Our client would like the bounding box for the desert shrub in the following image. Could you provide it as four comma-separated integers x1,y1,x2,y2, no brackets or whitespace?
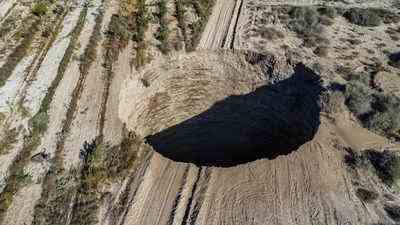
0,113,5,123
14,169,32,185
133,0,151,42
322,90,344,114
155,0,170,54
343,8,381,27
289,7,320,34
336,65,352,75
344,73,400,138
29,112,49,134
0,127,18,155
317,6,337,18
384,205,400,222
367,94,400,138
287,6,329,47
355,188,379,203
32,2,48,17
344,78,374,116
388,52,400,69
375,9,400,24
108,15,132,43
364,150,400,187
345,148,400,188
259,27,284,40
319,15,334,26
314,46,329,57
344,148,372,170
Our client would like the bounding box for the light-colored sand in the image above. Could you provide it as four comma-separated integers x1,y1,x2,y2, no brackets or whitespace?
63,0,116,170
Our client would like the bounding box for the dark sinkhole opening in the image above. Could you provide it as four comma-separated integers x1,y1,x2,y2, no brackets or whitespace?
145,64,324,167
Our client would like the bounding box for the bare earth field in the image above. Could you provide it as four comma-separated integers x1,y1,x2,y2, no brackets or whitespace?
0,0,400,225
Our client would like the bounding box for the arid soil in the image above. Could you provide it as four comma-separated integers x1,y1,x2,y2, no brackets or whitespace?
0,0,399,225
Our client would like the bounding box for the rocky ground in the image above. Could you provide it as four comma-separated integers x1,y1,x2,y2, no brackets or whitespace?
0,0,399,225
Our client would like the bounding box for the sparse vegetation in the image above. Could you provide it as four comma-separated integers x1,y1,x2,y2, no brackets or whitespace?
188,0,215,50
344,73,400,139
0,5,88,224
14,168,33,184
343,8,381,27
355,187,378,203
69,131,140,225
175,0,188,49
317,6,337,19
33,167,79,225
385,205,400,222
80,10,103,74
345,148,400,188
133,0,151,67
388,52,400,69
32,2,49,17
0,112,5,123
108,15,133,44
30,112,49,135
133,0,151,43
342,8,400,27
0,126,19,155
259,27,285,40
0,19,40,87
344,74,374,116
322,90,345,114
286,6,330,48
314,46,328,57
155,0,170,54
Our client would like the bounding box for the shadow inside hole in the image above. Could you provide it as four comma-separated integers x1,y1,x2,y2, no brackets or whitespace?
145,64,324,167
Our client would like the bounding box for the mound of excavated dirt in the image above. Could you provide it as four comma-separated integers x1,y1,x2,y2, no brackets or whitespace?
119,50,324,166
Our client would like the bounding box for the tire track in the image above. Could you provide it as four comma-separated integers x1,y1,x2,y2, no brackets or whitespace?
107,150,153,225
182,167,211,225
166,165,190,225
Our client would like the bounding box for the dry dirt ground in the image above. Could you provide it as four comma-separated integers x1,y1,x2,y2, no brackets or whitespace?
0,0,399,225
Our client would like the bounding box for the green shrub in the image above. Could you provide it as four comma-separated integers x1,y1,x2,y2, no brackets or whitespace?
355,187,379,203
365,150,400,187
155,0,170,54
108,15,132,42
317,6,337,18
32,2,48,17
14,169,32,185
0,127,18,155
287,6,329,47
344,148,372,170
375,9,400,24
367,94,400,138
30,112,49,134
323,90,344,114
343,8,381,27
388,52,400,69
344,73,400,138
345,148,400,188
344,79,374,116
259,27,285,40
384,205,400,222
